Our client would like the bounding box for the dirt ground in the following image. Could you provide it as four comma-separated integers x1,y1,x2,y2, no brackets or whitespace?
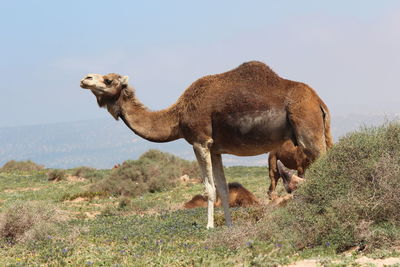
286,257,400,266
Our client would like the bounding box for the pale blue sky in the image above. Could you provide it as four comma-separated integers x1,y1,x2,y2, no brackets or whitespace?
1,1,399,127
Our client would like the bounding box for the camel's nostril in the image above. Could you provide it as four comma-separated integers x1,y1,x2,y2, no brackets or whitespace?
86,76,93,80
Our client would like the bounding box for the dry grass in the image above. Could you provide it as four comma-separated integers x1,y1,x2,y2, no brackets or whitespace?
0,201,67,245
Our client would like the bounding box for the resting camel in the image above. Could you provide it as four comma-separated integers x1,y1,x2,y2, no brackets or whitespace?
184,182,259,209
267,139,311,199
80,61,333,228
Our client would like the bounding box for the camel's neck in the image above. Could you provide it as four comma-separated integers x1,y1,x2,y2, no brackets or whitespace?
107,87,181,143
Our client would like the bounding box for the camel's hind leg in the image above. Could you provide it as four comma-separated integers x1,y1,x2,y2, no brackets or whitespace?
211,153,233,227
193,141,216,229
288,103,327,162
267,153,280,200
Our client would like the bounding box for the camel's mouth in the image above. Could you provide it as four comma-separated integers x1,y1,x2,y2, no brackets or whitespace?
80,80,101,91
80,81,90,89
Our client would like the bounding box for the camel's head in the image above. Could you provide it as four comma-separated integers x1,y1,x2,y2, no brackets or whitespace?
80,73,129,98
80,73,131,119
277,160,305,193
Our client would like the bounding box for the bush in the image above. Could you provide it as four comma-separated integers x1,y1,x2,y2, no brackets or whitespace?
90,150,200,197
1,160,44,172
70,166,95,178
69,166,107,181
47,169,67,181
260,122,400,252
0,201,66,245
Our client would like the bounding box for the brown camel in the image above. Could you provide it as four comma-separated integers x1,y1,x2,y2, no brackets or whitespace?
184,182,259,209
267,140,311,199
80,61,333,228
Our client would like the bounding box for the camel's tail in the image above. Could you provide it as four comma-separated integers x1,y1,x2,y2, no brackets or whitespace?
320,101,333,150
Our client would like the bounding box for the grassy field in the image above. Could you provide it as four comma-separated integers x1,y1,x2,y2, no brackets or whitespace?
1,124,400,266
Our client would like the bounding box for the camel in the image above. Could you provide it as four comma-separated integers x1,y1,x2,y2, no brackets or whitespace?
267,139,311,199
184,182,259,209
80,61,333,228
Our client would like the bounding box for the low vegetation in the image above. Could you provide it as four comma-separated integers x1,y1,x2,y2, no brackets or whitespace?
89,149,199,197
212,122,400,256
70,166,96,178
268,122,400,252
0,124,399,265
47,169,67,181
0,201,66,245
1,160,44,172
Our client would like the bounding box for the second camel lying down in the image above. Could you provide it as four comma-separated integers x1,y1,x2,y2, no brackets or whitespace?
184,182,259,209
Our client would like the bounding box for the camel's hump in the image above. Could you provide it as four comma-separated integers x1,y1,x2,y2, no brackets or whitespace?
235,61,279,76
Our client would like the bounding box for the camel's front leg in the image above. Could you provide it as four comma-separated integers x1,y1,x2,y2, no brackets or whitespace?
211,153,233,227
193,141,216,229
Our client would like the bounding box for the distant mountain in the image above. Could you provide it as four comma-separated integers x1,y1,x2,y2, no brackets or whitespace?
0,114,398,169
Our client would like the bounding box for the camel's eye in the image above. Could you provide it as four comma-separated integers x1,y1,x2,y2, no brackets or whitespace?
104,79,113,85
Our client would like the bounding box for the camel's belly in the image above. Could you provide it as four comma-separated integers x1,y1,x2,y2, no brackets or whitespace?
211,109,292,156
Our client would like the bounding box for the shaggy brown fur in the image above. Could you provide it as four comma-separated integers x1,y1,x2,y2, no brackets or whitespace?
184,182,259,209
80,61,333,228
184,194,208,209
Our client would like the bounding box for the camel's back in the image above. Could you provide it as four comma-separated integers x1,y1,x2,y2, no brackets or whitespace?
219,61,282,87
176,61,286,111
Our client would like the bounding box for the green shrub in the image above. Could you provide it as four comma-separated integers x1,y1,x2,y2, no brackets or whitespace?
47,169,67,181
0,201,65,245
1,160,44,172
260,122,400,252
90,150,199,197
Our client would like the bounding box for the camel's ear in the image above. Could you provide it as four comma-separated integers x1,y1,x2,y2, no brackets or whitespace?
277,160,294,182
120,76,129,86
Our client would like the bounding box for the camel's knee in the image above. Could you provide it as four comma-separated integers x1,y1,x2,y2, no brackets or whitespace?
204,181,216,202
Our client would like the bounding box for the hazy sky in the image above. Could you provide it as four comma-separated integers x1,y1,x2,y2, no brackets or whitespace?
1,1,399,127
